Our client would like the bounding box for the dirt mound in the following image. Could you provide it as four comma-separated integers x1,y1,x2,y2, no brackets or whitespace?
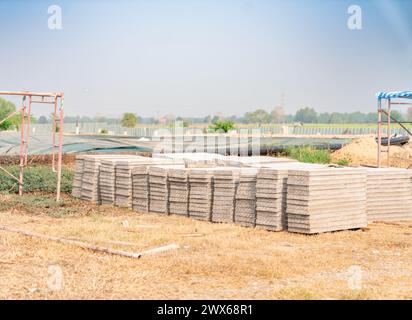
331,136,412,168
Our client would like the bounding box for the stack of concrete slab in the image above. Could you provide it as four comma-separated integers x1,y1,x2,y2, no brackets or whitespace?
212,167,241,223
99,156,140,205
366,167,412,222
255,167,288,231
148,165,184,214
222,156,297,167
80,156,104,203
286,167,368,234
234,168,259,227
188,168,215,221
116,158,184,208
72,155,86,198
114,158,153,208
77,154,136,203
154,152,224,167
255,163,326,231
168,168,191,216
132,166,150,213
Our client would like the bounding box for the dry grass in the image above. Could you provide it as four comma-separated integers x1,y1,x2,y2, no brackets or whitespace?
0,192,411,300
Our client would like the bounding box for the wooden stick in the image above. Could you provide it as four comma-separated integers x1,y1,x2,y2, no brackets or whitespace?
0,225,179,259
138,243,180,255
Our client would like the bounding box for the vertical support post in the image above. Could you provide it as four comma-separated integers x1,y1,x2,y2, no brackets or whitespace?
377,99,382,168
56,95,64,201
52,97,58,172
24,96,32,165
387,99,391,167
18,97,26,196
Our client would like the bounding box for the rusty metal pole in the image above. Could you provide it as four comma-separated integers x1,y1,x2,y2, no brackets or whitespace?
18,97,27,196
24,96,32,165
56,95,64,201
377,99,382,168
52,97,58,172
387,99,391,167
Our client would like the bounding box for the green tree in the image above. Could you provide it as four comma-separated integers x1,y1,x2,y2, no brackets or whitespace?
244,109,271,125
294,107,318,123
121,113,138,128
386,110,404,122
209,119,235,133
0,97,18,130
317,112,331,123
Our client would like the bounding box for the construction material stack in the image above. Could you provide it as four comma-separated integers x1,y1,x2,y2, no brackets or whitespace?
114,159,151,208
211,167,241,223
168,168,190,216
148,165,184,214
132,166,150,213
255,168,289,231
366,167,412,222
99,156,137,205
188,168,214,221
72,155,85,198
234,168,259,227
286,167,368,234
81,156,103,203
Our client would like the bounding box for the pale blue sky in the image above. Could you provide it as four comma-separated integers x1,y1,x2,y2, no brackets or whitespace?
0,0,411,117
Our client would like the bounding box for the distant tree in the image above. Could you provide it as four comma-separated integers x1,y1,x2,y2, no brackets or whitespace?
317,112,330,123
283,114,294,123
209,119,235,133
347,111,367,123
38,115,48,124
244,109,271,125
63,116,78,123
211,115,221,124
329,112,345,123
121,113,138,128
383,110,404,122
294,107,318,123
271,106,284,123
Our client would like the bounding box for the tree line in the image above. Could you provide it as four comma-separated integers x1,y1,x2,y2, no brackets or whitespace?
2,97,412,130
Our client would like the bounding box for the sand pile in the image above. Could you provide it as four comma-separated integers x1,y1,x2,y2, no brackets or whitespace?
331,136,412,168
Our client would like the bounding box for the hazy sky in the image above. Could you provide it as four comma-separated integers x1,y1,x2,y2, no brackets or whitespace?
0,0,411,117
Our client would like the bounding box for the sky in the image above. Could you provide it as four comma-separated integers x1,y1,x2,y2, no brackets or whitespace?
0,0,411,118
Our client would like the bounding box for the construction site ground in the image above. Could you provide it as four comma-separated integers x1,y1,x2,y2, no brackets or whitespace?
0,192,411,300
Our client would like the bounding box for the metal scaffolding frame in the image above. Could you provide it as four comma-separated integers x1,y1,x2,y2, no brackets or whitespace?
377,95,412,168
0,91,64,200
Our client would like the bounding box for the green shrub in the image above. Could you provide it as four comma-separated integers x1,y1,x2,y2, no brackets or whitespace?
284,146,331,164
335,158,349,166
209,120,235,133
0,165,73,193
100,128,108,134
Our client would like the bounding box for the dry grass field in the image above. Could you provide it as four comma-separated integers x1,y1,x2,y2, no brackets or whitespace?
0,192,411,300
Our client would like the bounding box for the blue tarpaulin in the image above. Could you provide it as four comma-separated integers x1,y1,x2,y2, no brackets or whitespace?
376,91,412,100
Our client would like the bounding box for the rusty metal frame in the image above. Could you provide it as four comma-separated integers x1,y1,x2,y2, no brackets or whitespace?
377,97,412,168
0,91,64,200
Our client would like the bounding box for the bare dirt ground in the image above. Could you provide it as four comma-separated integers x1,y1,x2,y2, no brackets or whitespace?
0,192,411,300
